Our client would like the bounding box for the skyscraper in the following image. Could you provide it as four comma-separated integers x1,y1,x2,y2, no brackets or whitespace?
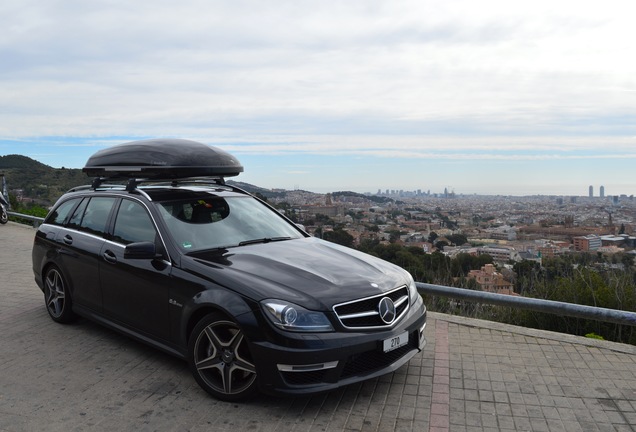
589,185,593,198
600,186,605,198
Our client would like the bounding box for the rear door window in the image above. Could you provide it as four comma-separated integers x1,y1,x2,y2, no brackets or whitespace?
75,197,116,237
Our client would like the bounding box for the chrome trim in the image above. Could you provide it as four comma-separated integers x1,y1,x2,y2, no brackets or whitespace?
394,295,408,308
333,285,407,309
333,285,410,330
338,310,379,320
419,321,427,335
419,322,427,349
277,361,339,372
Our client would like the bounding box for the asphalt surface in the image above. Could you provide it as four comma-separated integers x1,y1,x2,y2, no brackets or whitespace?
1,221,635,431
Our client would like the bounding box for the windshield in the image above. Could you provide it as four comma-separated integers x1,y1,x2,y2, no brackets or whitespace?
156,195,304,252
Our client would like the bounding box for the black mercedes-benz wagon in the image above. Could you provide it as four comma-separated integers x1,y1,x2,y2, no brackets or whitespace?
32,139,427,401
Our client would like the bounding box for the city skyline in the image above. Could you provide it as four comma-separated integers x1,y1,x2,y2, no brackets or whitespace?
1,1,635,196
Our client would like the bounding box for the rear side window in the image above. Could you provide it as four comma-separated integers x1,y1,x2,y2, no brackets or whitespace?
112,199,157,245
74,197,116,236
47,198,81,226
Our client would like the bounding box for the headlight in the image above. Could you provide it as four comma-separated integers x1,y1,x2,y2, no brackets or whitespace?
261,300,333,332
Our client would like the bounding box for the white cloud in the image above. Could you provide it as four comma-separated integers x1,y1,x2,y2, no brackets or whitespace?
1,0,636,195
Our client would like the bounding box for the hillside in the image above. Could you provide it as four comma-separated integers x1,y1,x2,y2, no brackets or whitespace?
0,154,285,206
0,154,88,205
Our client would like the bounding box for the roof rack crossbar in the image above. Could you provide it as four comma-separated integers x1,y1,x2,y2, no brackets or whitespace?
90,175,230,189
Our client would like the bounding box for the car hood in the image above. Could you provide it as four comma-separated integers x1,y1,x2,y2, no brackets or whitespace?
183,237,410,309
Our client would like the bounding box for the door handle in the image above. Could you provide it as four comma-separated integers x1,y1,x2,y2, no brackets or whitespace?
103,250,117,264
63,235,73,245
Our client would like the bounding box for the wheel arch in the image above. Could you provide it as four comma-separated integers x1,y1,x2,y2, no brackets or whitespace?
185,306,230,343
182,288,260,346
41,260,75,296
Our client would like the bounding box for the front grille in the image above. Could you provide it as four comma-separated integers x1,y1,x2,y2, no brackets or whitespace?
333,286,409,329
341,336,417,379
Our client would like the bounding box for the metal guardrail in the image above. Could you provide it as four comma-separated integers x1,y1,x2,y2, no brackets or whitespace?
7,211,45,228
4,211,636,328
416,282,636,327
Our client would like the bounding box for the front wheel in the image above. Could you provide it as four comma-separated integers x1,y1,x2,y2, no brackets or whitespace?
188,313,258,401
0,208,7,224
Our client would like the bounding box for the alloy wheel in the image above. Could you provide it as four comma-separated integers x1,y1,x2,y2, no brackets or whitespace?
44,267,75,323
191,317,257,399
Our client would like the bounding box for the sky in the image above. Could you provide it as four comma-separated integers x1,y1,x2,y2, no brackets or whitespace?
1,0,635,196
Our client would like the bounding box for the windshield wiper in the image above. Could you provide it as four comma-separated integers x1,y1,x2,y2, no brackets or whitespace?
185,245,232,256
238,237,293,247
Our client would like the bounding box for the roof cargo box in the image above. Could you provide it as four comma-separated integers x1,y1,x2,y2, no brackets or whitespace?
82,139,243,179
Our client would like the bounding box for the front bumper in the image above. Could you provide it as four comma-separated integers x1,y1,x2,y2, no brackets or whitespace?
249,298,427,396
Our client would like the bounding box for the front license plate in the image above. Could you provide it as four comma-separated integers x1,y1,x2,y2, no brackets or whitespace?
383,331,409,353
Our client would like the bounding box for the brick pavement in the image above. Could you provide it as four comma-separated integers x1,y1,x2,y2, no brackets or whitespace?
1,222,635,431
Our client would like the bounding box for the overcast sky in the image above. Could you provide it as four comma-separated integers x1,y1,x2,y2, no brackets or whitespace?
1,0,635,196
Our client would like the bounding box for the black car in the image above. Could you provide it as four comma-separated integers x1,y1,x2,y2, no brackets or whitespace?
32,139,427,401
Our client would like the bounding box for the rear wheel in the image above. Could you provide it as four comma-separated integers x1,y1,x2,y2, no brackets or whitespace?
0,208,7,224
44,266,77,323
188,313,258,401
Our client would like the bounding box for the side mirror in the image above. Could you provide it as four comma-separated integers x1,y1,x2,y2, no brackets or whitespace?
124,241,160,259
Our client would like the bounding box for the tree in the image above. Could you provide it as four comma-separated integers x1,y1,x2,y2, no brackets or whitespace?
254,192,268,202
447,233,468,246
621,253,634,268
323,229,354,248
387,229,402,243
434,240,449,251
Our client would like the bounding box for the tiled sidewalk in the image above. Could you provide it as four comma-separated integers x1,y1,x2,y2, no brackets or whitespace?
1,222,635,431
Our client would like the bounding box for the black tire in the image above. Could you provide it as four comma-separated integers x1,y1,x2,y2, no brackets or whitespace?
43,266,77,323
0,209,7,224
188,313,258,401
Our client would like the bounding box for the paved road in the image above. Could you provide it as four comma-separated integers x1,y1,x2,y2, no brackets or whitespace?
1,222,635,431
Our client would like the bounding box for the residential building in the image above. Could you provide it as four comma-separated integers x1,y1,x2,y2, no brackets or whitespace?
467,264,516,295
477,246,521,263
573,234,602,252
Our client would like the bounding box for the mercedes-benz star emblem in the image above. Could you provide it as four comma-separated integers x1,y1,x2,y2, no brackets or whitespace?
378,297,396,324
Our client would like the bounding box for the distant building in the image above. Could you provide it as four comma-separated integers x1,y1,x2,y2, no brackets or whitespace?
597,245,624,254
300,205,341,217
537,245,559,258
589,185,593,198
573,234,602,252
477,246,521,263
485,226,517,241
467,264,516,295
600,185,605,198
600,235,626,247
